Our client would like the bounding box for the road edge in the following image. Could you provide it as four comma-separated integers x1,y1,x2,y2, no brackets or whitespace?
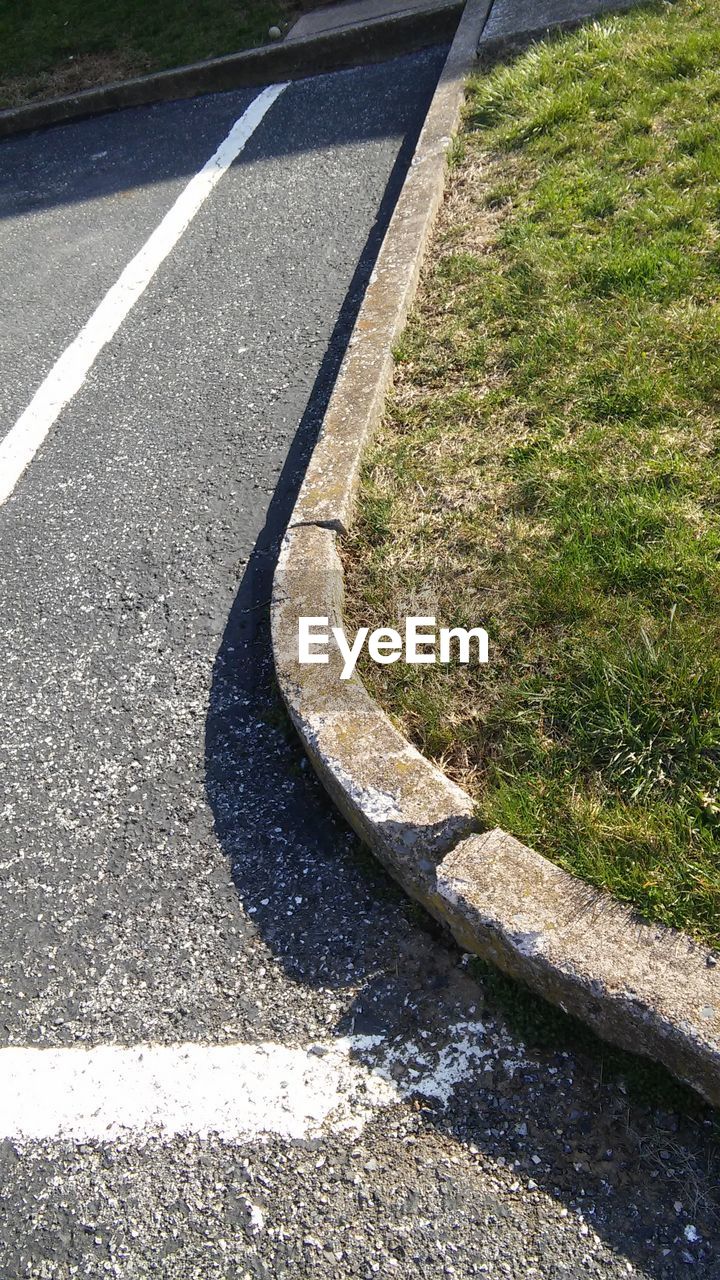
271,0,720,1109
0,1,462,140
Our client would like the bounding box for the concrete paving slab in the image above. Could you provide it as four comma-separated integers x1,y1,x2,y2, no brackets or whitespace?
287,0,459,41
480,0,644,47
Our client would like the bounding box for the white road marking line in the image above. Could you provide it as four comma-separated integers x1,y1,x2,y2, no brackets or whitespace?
0,1040,392,1144
0,1023,500,1144
0,82,288,508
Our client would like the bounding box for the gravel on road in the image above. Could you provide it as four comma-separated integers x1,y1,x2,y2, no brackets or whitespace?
0,46,718,1280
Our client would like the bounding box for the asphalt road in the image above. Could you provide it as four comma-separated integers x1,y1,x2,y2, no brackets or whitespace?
0,49,718,1280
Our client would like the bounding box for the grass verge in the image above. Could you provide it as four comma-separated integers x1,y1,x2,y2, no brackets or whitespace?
0,0,314,108
345,0,720,949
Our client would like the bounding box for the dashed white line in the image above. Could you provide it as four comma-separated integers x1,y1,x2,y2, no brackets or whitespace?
0,82,288,508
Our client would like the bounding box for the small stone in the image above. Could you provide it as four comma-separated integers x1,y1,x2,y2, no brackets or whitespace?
246,1203,264,1234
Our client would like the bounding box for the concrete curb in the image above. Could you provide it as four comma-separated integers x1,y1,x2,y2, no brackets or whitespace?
476,0,649,61
0,1,461,140
270,0,720,1108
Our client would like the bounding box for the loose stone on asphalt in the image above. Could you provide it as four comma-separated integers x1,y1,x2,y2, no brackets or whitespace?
0,47,718,1280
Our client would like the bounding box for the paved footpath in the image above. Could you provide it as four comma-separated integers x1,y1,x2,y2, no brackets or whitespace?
0,48,718,1280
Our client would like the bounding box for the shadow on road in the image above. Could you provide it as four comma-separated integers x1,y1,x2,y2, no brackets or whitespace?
208,546,720,1276
201,214,720,1280
194,35,720,1280
0,49,444,221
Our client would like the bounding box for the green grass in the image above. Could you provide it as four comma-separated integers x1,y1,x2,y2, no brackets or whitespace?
0,0,305,107
346,0,720,949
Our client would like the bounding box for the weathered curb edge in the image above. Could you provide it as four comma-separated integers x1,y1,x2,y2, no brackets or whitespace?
477,0,649,61
271,0,720,1108
0,1,461,140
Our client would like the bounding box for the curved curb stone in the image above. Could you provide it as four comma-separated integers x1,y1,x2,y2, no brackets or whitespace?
272,523,478,895
438,831,720,1106
271,0,720,1107
0,1,461,140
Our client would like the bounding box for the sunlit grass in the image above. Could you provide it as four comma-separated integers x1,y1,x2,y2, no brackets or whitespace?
346,0,720,947
0,0,299,107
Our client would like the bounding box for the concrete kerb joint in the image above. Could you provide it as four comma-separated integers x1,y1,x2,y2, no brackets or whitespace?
271,0,720,1108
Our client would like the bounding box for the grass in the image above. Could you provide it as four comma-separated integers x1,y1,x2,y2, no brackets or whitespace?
345,0,720,949
0,0,312,108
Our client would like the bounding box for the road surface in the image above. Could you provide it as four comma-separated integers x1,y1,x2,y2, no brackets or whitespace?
0,49,718,1280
